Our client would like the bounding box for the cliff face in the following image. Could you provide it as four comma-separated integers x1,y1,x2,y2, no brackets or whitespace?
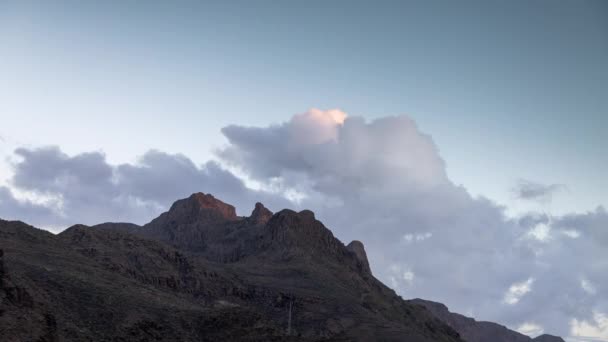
347,240,371,274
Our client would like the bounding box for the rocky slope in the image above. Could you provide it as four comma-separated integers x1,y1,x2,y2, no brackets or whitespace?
409,299,564,342
0,192,564,341
1,193,460,342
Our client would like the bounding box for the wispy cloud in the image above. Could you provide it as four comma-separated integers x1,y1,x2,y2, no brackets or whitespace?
513,179,566,202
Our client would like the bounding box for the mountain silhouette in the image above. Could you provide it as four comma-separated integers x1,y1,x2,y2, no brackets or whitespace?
0,193,563,341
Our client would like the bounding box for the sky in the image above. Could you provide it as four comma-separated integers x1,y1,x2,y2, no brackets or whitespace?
0,1,607,341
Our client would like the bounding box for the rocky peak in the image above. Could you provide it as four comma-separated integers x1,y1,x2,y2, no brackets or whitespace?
262,209,342,254
249,202,273,225
167,193,237,222
59,224,93,243
346,240,371,274
298,209,315,220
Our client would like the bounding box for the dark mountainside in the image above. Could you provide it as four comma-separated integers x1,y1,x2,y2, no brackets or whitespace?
410,300,564,342
0,192,563,341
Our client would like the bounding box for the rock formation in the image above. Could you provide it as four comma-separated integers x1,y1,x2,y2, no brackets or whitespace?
249,202,273,225
347,240,371,274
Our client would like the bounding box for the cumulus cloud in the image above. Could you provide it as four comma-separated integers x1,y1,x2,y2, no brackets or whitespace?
514,179,566,202
220,109,449,194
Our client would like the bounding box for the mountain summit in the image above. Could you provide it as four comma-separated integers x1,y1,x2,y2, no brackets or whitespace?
249,202,273,225
165,192,238,222
0,193,563,341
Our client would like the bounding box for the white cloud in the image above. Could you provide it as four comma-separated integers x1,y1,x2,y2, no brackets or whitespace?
563,230,581,239
402,232,432,243
570,311,608,342
503,278,534,305
528,222,552,242
403,270,415,285
517,322,544,336
581,278,597,296
289,108,347,145
388,264,415,288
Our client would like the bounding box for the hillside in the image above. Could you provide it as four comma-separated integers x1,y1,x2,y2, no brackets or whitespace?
0,193,563,341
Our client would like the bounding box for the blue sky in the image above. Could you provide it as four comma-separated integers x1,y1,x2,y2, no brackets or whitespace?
0,1,607,339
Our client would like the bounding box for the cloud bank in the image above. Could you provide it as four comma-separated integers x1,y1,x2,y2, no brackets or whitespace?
0,109,605,341
0,147,289,229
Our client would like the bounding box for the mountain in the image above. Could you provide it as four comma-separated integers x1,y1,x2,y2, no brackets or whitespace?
409,300,565,342
0,192,563,341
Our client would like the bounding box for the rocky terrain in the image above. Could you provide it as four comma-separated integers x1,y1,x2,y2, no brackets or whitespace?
0,192,564,341
410,299,564,342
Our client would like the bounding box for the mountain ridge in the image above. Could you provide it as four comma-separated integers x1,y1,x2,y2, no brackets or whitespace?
409,299,564,342
0,192,563,341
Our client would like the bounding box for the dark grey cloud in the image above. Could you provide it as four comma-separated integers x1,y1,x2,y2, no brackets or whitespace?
114,149,290,214
0,186,60,229
1,147,290,228
514,179,566,202
218,109,608,340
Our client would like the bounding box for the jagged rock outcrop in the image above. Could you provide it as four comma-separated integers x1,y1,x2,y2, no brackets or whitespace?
249,202,273,225
107,192,245,256
347,240,371,274
167,192,238,222
261,209,343,253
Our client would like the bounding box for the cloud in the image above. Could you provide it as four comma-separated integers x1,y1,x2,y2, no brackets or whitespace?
1,147,290,228
0,186,60,229
581,279,597,296
503,278,534,305
570,312,608,342
514,179,566,202
402,232,433,243
220,109,449,193
517,322,544,337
